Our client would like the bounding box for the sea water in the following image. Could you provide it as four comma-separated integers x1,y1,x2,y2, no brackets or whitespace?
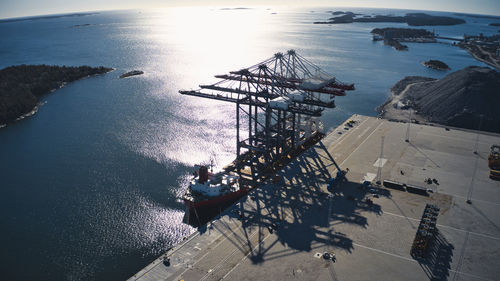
0,7,495,281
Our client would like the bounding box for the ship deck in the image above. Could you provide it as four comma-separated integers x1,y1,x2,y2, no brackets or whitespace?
129,115,500,281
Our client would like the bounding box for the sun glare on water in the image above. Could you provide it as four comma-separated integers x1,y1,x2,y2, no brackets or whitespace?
126,7,285,170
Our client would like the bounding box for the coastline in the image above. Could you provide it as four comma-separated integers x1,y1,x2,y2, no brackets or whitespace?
1,8,499,281
0,65,113,127
458,44,500,70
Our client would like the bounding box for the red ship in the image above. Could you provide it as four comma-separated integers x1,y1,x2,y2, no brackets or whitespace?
183,166,249,213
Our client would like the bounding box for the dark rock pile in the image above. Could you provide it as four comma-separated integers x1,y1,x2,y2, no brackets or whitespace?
398,66,500,133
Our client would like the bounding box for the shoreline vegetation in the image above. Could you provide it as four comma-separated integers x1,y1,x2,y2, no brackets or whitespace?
0,65,112,126
378,66,500,133
314,11,465,26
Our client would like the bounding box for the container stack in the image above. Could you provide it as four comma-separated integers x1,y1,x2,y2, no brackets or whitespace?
411,204,440,257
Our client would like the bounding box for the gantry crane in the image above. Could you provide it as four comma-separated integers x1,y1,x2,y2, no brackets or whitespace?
180,50,354,181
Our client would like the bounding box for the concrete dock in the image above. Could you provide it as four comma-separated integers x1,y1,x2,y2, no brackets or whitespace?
129,115,500,281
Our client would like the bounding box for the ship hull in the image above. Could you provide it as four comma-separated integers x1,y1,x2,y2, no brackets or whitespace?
184,187,248,214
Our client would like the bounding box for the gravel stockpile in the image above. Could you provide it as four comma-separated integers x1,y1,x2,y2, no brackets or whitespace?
381,66,500,133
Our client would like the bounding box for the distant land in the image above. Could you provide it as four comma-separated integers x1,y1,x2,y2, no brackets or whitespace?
0,12,98,24
0,65,112,125
315,12,465,26
70,23,96,28
453,13,500,20
220,7,252,10
371,27,434,38
378,66,500,133
371,28,436,51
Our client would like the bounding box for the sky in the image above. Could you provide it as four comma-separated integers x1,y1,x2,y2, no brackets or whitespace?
0,0,499,19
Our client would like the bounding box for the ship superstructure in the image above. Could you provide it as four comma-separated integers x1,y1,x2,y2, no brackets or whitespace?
184,166,248,211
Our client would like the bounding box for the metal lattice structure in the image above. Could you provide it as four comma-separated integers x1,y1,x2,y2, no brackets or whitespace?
180,50,354,179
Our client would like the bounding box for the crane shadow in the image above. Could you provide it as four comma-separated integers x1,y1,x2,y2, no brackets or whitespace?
186,140,392,267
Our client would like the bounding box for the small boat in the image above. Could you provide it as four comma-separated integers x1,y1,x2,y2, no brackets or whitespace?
184,165,249,214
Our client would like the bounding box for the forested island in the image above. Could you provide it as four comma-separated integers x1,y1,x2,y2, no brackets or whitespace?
0,65,112,125
423,60,450,70
378,66,500,133
371,28,435,51
371,28,434,40
315,12,465,26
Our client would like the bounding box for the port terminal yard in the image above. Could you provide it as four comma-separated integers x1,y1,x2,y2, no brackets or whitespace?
129,115,500,281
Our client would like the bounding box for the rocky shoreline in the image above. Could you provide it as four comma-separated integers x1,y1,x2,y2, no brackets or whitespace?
378,66,500,133
458,38,500,70
120,70,144,78
0,65,113,126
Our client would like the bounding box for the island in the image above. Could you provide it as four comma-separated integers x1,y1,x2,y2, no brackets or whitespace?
0,64,112,125
377,66,500,133
385,38,408,51
423,60,450,70
371,28,436,51
71,23,95,28
315,12,465,26
120,70,144,78
371,28,435,42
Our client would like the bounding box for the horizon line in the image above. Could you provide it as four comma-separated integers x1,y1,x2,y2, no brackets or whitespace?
1,5,500,21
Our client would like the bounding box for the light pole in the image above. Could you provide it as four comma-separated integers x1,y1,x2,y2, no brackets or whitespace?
376,136,385,185
405,104,412,143
473,115,483,154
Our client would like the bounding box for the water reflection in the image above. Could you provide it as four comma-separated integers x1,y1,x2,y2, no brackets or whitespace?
0,6,493,281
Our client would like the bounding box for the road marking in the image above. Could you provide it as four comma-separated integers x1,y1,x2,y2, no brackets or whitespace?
171,217,253,281
352,242,415,262
382,210,500,241
452,231,470,281
436,190,500,206
130,228,205,280
418,131,491,146
352,241,492,281
221,231,274,280
199,226,263,281
364,173,376,182
338,120,385,168
373,158,387,167
331,117,370,148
